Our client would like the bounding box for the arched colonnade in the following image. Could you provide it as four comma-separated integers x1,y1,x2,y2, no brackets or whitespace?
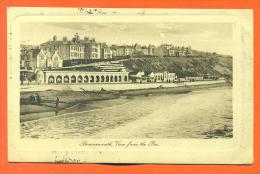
45,71,129,84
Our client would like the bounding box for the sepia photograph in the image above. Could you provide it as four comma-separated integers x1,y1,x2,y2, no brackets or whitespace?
7,8,253,164
19,22,233,139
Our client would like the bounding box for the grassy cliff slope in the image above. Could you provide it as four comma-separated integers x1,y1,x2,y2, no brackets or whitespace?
122,56,232,78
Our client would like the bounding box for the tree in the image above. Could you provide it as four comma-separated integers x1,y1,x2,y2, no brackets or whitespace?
20,73,26,85
132,51,145,58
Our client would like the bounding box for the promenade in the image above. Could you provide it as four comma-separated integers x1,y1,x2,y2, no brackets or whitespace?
20,80,226,92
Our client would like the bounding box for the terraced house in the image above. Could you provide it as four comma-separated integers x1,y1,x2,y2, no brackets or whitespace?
20,33,196,85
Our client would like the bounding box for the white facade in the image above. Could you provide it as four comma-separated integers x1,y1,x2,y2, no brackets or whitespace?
185,76,204,81
36,49,63,68
43,71,129,84
152,72,176,82
131,71,176,83
52,51,63,67
70,45,85,59
154,72,168,82
37,49,47,68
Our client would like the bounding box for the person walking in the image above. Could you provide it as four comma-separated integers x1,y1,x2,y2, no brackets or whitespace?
36,93,41,105
56,97,60,108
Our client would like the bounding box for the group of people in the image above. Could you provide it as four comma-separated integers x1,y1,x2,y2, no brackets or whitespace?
29,94,41,105
29,93,60,109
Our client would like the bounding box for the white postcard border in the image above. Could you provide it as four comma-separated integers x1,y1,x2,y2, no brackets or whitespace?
7,8,253,164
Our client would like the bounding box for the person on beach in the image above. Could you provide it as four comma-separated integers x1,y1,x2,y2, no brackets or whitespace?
29,94,35,104
36,93,41,105
56,97,60,108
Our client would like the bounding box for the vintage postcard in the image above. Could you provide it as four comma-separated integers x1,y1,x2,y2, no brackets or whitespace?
7,8,253,164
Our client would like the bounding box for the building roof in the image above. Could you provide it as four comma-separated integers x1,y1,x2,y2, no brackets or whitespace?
46,62,128,73
40,40,87,47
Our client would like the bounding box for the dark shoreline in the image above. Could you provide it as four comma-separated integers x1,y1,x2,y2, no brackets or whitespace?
118,82,231,96
20,82,231,122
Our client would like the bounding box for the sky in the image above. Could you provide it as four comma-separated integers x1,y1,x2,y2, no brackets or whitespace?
20,22,233,55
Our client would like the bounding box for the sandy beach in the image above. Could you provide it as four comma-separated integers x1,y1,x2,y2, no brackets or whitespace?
20,80,230,122
20,86,233,139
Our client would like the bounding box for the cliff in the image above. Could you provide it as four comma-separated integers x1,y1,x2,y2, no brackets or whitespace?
122,56,232,78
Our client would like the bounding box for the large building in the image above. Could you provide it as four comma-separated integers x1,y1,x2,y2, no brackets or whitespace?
124,46,134,56
156,44,192,57
101,43,113,59
40,34,85,61
111,45,125,57
83,38,102,59
21,33,195,72
110,44,156,58
38,34,108,68
110,45,135,58
36,61,129,84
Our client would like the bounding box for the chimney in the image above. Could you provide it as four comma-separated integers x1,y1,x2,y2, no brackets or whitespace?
53,35,57,42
